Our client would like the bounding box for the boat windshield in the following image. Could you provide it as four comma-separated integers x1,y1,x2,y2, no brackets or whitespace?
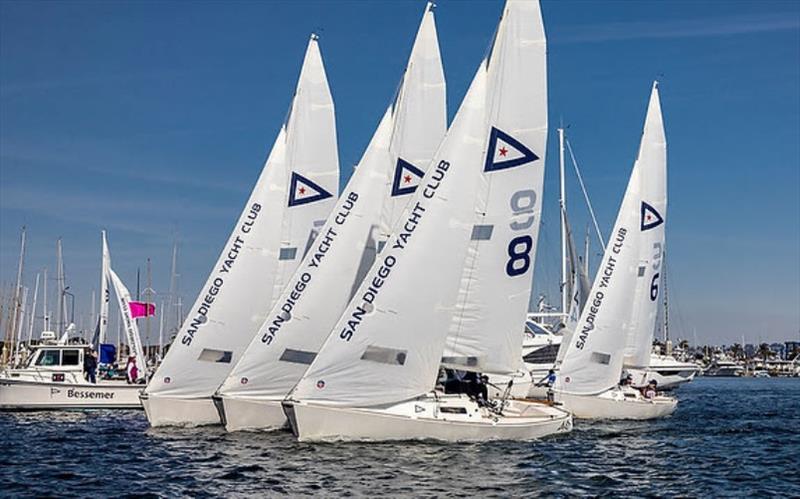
525,321,551,336
35,349,61,367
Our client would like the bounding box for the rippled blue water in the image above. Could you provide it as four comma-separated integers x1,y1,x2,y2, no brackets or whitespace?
1,377,798,497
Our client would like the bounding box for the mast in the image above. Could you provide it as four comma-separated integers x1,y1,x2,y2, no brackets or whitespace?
27,273,40,343
167,239,180,340
558,127,568,318
158,300,165,359
662,250,669,342
14,287,28,365
99,230,110,344
91,289,96,340
4,227,26,366
584,224,590,272
56,238,66,333
145,257,152,362
43,268,49,332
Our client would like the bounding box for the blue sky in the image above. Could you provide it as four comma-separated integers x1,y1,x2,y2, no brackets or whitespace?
1,0,798,346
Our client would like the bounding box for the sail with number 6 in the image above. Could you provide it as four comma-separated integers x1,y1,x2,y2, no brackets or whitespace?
556,83,667,395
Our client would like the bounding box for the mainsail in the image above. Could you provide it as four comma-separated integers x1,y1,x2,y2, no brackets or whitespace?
218,3,446,403
563,215,591,333
108,268,147,381
622,84,667,370
441,0,548,375
557,83,667,395
145,35,339,404
291,0,547,407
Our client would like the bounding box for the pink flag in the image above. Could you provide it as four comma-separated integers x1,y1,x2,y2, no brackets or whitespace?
129,301,156,318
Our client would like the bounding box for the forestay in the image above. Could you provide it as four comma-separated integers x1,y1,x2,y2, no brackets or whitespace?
108,268,147,381
218,3,446,402
441,0,548,375
291,0,546,407
145,35,338,402
557,83,667,395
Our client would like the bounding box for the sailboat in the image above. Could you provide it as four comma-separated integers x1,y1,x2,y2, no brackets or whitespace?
141,34,340,427
283,0,572,442
553,82,677,420
0,232,145,409
215,2,446,432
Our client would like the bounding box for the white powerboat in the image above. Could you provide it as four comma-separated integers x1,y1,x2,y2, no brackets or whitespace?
0,342,142,410
704,359,744,377
627,354,701,390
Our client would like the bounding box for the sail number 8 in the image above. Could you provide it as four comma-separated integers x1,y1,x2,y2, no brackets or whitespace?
506,190,537,277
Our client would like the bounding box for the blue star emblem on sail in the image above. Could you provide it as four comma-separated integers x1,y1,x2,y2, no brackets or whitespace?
484,126,539,172
391,158,425,197
288,172,333,207
640,201,664,231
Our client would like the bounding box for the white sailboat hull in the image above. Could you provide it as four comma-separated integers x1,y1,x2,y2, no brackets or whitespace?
284,394,573,442
557,387,677,420
140,393,220,427
0,378,142,410
217,395,287,432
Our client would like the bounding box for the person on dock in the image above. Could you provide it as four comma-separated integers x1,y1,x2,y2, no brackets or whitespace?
84,349,98,384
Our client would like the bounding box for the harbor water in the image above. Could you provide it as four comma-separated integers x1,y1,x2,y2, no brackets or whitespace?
1,377,798,497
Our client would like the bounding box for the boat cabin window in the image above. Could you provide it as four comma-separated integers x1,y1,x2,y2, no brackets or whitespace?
62,350,80,366
523,344,560,364
525,321,550,336
36,349,61,367
440,407,468,415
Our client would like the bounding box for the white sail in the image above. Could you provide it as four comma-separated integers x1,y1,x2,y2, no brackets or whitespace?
441,0,548,375
557,83,666,395
622,84,667,370
563,215,591,332
555,216,592,365
145,35,339,403
291,0,546,407
99,230,110,345
108,268,147,380
218,4,446,403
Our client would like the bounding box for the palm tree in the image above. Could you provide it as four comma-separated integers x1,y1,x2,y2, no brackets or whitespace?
731,343,743,361
758,343,772,363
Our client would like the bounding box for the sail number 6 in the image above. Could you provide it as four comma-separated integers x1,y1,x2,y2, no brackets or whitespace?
506,189,537,277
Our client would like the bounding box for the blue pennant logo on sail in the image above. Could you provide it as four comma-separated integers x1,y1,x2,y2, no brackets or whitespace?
391,158,425,197
288,172,333,207
484,127,539,172
640,201,664,231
